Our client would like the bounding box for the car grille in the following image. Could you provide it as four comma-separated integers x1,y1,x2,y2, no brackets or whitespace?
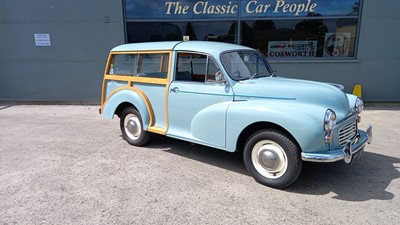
338,122,357,146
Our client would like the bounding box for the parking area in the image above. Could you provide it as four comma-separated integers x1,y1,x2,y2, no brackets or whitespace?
1,105,399,224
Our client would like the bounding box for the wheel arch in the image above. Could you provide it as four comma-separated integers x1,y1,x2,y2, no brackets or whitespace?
102,89,152,129
236,122,301,153
115,102,136,117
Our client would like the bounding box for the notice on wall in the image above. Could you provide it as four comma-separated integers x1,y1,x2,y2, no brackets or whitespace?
267,40,317,58
34,34,51,46
324,33,351,57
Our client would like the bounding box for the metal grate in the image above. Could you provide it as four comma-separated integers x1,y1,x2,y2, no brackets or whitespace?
338,122,357,146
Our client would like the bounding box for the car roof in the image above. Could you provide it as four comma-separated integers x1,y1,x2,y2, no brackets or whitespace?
174,41,252,55
110,41,253,55
111,41,181,52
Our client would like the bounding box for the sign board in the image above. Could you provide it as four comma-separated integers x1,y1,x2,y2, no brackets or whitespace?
34,34,51,46
267,40,317,58
126,0,361,20
324,33,351,57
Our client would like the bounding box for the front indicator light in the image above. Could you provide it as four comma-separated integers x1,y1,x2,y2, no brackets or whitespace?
355,97,364,114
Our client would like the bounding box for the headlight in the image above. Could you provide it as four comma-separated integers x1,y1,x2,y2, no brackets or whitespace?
355,97,364,114
324,109,337,131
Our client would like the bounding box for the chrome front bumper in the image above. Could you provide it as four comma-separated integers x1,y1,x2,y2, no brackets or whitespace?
301,125,373,163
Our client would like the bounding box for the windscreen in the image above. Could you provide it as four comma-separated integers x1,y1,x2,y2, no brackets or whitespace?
221,51,272,80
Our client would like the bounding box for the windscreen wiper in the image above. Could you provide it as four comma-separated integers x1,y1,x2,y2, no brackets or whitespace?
249,72,267,80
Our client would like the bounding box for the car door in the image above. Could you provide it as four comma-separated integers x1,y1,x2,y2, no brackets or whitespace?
167,52,233,148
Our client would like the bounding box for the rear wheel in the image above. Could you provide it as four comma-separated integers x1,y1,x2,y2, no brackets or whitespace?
243,129,302,189
120,107,150,146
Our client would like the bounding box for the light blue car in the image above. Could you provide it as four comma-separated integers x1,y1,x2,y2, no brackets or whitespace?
100,41,372,188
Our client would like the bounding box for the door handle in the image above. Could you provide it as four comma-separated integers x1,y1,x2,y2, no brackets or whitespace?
170,87,180,93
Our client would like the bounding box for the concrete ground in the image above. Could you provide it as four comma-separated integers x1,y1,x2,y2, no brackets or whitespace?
0,105,399,224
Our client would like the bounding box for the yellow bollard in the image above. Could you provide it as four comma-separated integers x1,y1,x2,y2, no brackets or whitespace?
353,84,362,98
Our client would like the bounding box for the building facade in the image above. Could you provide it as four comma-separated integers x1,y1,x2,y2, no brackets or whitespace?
0,0,399,103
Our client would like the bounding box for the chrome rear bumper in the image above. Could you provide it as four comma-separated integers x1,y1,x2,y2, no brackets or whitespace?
301,125,372,163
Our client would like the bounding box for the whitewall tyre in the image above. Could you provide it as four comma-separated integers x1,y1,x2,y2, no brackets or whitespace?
120,107,150,146
243,129,302,189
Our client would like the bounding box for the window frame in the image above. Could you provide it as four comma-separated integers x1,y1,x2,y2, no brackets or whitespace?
175,51,222,83
104,51,172,85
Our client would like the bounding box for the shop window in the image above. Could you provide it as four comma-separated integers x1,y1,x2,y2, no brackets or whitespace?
127,21,237,43
124,0,362,60
241,18,358,59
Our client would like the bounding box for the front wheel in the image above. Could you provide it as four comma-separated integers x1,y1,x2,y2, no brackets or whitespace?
120,107,150,146
243,129,302,189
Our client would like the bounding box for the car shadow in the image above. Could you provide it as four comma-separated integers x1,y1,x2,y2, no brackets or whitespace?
144,135,400,201
288,150,400,201
144,135,247,175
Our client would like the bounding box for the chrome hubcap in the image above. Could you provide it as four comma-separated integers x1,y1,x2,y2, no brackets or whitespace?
124,114,141,140
251,140,288,179
259,149,280,171
127,120,138,134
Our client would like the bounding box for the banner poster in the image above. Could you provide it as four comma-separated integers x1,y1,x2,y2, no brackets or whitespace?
267,40,317,58
324,32,351,57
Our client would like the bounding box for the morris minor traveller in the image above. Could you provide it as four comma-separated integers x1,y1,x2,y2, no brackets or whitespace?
100,41,372,188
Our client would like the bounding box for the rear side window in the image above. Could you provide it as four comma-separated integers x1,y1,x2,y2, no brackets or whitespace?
108,53,169,79
109,54,137,75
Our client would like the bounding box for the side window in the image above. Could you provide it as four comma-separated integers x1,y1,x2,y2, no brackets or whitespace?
138,53,169,78
176,53,196,81
108,53,169,79
176,52,220,82
108,54,138,75
206,58,218,82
